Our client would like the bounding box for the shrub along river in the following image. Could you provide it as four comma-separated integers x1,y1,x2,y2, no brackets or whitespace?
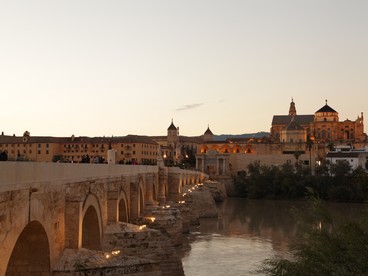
181,198,366,276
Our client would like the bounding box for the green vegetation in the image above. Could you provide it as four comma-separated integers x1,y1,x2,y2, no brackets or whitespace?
233,161,368,202
260,196,368,275
52,154,65,162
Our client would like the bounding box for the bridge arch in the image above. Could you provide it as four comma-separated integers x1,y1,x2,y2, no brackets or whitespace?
81,193,102,250
6,220,51,275
118,188,129,223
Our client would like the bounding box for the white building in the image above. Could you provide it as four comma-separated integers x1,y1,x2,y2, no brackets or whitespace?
326,146,368,171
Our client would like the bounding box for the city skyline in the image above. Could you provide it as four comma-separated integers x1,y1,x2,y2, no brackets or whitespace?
1,1,367,137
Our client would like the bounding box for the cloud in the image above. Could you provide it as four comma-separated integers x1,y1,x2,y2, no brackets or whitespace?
175,103,204,111
174,100,225,111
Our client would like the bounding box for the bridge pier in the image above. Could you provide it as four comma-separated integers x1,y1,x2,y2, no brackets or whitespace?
107,190,119,223
145,173,157,206
65,197,82,249
158,168,168,203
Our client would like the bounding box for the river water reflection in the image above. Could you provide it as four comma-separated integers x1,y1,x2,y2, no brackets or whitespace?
181,198,365,276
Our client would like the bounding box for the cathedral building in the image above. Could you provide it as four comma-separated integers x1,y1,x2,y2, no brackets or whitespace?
271,99,366,143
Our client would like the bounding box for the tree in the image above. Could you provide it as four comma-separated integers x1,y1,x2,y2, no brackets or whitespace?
329,160,351,177
233,171,248,197
326,142,335,151
52,155,65,162
293,151,302,163
306,138,313,175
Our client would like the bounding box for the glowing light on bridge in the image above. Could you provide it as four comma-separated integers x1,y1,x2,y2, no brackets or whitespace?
112,250,121,255
105,250,121,259
139,225,147,230
145,217,156,222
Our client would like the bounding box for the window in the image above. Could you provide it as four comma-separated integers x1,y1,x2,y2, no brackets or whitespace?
46,150,49,154
38,144,41,148
38,150,41,154
46,144,49,148
133,151,136,154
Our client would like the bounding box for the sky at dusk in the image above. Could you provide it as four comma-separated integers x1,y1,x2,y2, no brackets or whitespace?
1,1,367,137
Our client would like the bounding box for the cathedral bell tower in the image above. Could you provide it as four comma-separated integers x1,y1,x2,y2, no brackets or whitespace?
289,98,297,116
167,119,180,162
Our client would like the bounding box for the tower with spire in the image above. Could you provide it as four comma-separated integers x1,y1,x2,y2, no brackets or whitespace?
167,119,180,162
167,119,179,146
289,98,297,116
203,125,214,142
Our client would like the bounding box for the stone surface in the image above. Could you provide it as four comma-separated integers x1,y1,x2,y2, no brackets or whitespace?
53,248,160,276
181,184,218,218
204,180,227,202
103,223,184,276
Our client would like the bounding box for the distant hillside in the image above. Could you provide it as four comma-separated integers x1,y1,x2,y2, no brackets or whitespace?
213,132,270,141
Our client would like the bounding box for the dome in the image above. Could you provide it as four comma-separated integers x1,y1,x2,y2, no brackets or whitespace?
316,100,337,113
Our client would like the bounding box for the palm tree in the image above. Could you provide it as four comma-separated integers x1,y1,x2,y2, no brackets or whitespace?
326,142,335,151
306,138,313,175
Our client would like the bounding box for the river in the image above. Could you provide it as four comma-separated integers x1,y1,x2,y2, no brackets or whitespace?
181,198,366,276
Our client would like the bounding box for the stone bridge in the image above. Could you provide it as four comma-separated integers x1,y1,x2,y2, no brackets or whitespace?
0,162,206,276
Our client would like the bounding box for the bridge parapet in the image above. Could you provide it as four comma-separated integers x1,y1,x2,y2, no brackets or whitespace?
0,162,158,191
167,167,208,201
